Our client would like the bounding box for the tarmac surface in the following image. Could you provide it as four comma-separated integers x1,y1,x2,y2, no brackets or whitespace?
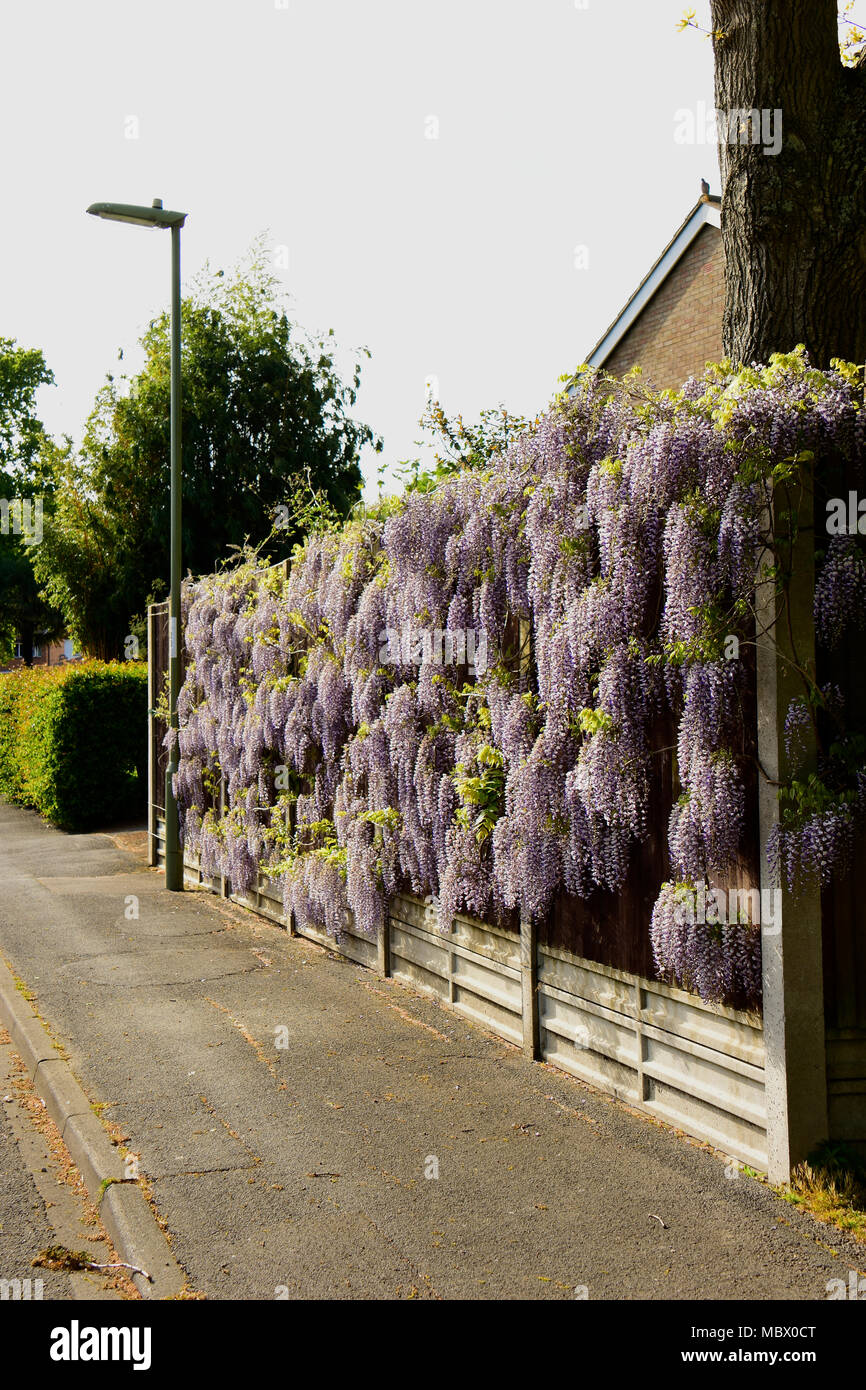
0,799,863,1301
0,1044,75,1301
0,1033,129,1301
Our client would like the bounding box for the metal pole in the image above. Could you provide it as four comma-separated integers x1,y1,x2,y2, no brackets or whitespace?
164,222,183,891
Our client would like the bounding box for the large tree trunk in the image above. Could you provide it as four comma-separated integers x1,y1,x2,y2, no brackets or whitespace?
711,0,866,366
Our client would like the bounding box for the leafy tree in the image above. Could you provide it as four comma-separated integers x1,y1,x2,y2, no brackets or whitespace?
34,242,380,658
0,338,64,664
398,398,537,493
0,337,53,472
30,437,136,661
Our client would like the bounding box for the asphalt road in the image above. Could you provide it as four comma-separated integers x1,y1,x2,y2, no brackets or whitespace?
0,799,862,1301
0,1050,73,1302
0,1034,127,1302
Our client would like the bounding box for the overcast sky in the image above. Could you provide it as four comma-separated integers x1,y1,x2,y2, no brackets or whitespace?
1,0,720,494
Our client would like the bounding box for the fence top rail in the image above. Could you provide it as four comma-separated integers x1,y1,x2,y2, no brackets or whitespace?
539,935,763,1028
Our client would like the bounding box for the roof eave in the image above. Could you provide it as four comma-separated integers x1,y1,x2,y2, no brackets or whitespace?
585,197,722,370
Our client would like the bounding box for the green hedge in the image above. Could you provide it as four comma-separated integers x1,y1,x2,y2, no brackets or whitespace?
0,661,147,831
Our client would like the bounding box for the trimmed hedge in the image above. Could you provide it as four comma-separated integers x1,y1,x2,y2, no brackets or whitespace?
0,661,147,831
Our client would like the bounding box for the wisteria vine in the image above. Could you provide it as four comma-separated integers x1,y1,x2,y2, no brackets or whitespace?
166,349,866,1008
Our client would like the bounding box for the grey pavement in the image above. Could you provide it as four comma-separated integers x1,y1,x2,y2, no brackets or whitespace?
0,1051,73,1302
0,799,863,1301
0,1036,126,1301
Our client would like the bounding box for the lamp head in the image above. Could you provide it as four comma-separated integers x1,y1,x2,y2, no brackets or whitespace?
86,198,186,229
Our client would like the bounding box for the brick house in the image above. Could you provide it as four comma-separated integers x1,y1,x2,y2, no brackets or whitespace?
586,188,723,386
1,637,82,674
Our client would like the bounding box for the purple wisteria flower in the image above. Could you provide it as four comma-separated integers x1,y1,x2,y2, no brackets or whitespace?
166,353,864,1007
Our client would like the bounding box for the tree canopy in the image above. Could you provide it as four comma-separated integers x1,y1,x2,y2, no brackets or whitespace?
33,244,381,659
0,337,64,663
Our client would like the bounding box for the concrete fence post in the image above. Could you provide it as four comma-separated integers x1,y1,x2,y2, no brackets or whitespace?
520,915,540,1060
219,774,228,901
756,476,828,1183
378,905,391,978
146,604,158,868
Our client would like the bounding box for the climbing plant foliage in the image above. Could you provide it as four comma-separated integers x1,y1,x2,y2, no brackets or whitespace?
168,351,866,1007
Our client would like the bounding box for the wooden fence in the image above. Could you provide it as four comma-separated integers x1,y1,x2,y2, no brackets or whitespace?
147,572,866,1179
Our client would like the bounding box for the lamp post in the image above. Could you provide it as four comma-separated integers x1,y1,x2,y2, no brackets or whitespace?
87,198,188,891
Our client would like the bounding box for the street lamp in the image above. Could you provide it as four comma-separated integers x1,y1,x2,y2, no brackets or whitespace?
87,197,187,892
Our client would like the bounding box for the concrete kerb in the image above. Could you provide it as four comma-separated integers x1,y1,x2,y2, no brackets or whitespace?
0,961,186,1299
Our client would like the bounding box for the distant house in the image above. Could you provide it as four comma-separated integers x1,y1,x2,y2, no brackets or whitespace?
586,188,723,388
2,636,82,673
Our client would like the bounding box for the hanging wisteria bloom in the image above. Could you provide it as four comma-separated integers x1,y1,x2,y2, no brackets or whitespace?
165,348,865,1011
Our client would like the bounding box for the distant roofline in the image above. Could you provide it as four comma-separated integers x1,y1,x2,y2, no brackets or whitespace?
585,195,721,369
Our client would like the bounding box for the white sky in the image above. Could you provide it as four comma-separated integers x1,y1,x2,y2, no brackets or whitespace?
1,0,719,496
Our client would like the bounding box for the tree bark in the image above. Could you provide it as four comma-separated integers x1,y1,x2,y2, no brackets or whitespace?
711,0,866,366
